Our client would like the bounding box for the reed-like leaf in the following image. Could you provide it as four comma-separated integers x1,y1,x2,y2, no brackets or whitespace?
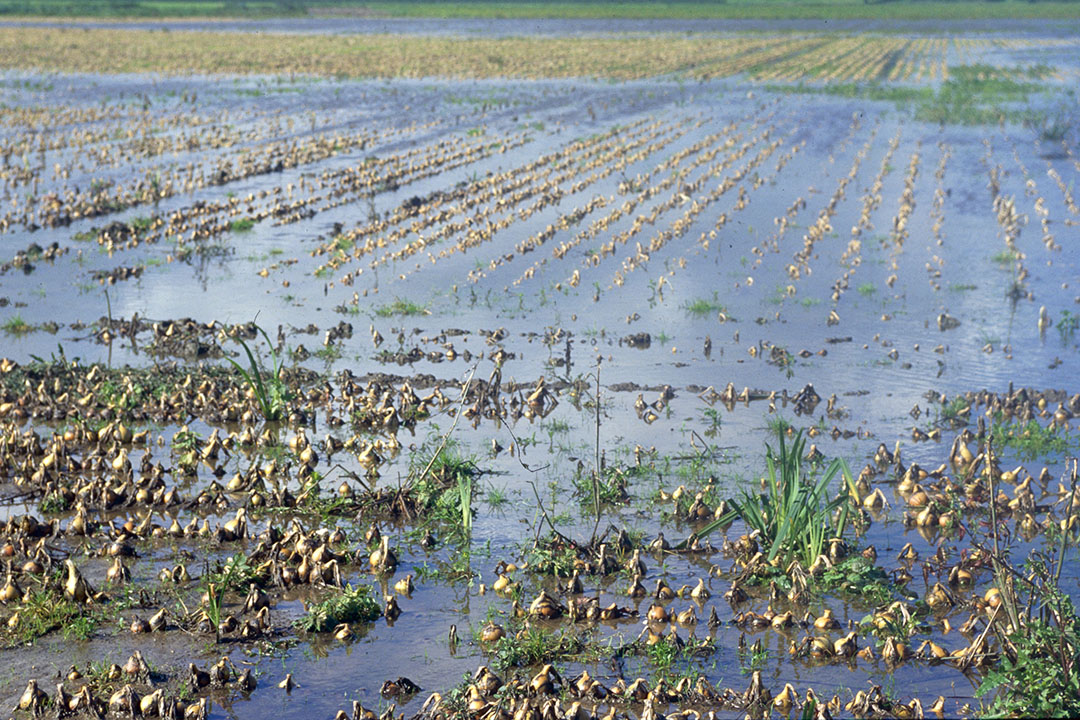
225,323,289,421
679,429,853,564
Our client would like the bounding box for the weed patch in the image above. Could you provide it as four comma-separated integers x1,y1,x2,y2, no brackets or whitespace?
1,315,31,335
681,295,727,318
295,584,381,633
490,624,586,672
4,582,98,646
990,416,1076,461
685,430,854,567
374,298,430,317
225,323,291,421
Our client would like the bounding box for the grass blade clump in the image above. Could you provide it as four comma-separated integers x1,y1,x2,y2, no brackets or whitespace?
734,430,853,567
684,429,853,567
225,323,290,421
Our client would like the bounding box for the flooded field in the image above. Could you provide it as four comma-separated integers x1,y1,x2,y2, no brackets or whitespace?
0,20,1079,720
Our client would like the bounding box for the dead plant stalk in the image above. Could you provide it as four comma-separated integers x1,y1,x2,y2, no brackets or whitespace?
415,365,477,487
591,358,602,545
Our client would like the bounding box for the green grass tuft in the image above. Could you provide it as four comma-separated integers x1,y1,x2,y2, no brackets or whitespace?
491,624,585,672
682,429,854,567
681,296,727,317
295,584,381,633
225,323,291,421
374,298,430,317
5,583,97,646
1,315,31,335
990,416,1077,461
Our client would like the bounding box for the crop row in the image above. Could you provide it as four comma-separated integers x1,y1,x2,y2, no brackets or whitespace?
0,28,1052,83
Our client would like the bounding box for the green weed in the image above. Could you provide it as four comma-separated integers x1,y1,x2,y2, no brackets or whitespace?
484,487,509,508
1,315,31,335
225,323,290,421
646,635,682,676
314,344,344,362
203,555,261,594
681,296,727,318
414,550,475,585
940,396,971,426
490,625,585,672
545,419,571,434
766,414,793,435
374,298,430,317
39,492,72,514
772,71,1041,127
172,427,201,452
525,538,580,578
571,465,630,508
980,607,1080,717
992,249,1020,265
684,430,854,567
409,440,479,540
295,584,381,633
701,407,723,437
825,556,909,607
5,583,96,646
1057,310,1079,343
736,639,769,675
974,502,1080,717
128,215,153,233
990,416,1076,461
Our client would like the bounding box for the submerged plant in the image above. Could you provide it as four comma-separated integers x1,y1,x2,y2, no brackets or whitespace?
1057,310,1079,343
681,295,727,318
